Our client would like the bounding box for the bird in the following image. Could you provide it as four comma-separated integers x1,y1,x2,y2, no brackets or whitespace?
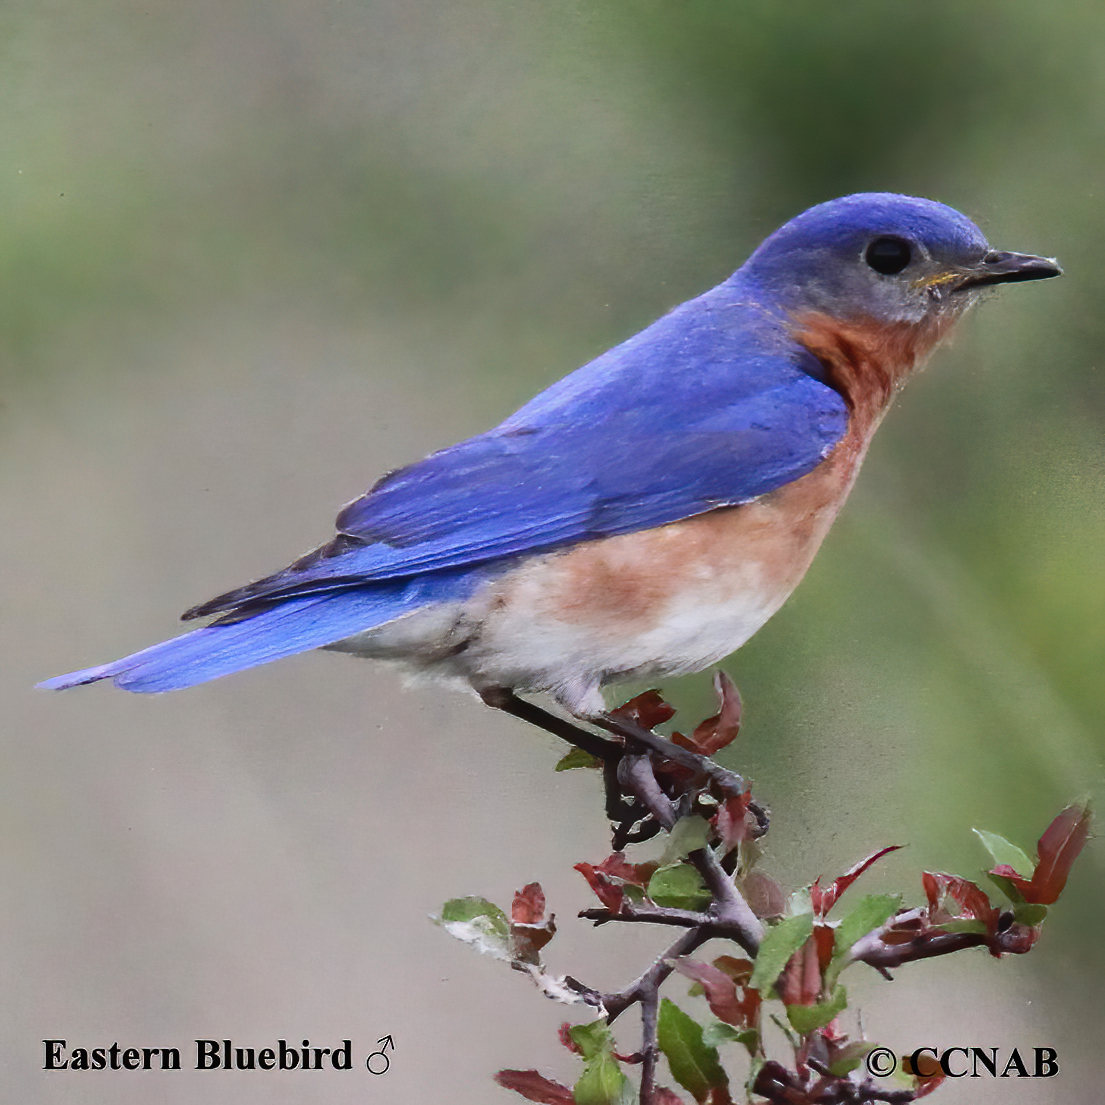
40,193,1060,725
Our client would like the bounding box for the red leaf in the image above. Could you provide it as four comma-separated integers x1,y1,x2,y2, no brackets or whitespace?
811,845,903,916
513,883,546,924
776,937,821,1007
1024,804,1091,904
558,1023,581,1054
986,806,1092,906
670,957,760,1028
652,1089,687,1105
813,923,835,972
510,917,557,962
740,870,786,919
574,862,625,913
595,851,658,889
714,792,752,853
495,1069,575,1104
912,1069,946,1099
711,955,754,984
684,671,743,755
922,872,999,931
610,690,676,731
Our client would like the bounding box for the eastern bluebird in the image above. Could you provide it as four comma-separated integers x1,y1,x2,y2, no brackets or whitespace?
40,194,1060,722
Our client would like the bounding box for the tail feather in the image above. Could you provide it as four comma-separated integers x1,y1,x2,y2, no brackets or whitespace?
38,573,475,693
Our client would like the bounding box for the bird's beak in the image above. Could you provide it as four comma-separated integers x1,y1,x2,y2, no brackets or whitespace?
952,250,1063,291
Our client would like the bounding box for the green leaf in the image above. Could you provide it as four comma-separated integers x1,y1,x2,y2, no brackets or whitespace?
749,912,813,993
828,1041,876,1077
569,1021,617,1061
822,892,897,990
987,870,1026,903
660,816,712,864
973,829,1034,878
574,1063,633,1105
825,893,902,984
1012,902,1048,926
832,894,901,958
555,747,600,771
657,999,728,1103
786,887,812,917
786,985,847,1035
570,1022,634,1105
701,1021,759,1054
768,1013,799,1050
438,896,510,932
648,864,712,911
433,897,511,959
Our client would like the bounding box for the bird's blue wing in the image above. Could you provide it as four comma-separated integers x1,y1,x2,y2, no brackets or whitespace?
339,368,843,555
41,288,849,692
191,293,848,618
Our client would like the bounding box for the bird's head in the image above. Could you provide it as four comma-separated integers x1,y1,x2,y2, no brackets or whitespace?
741,193,1061,327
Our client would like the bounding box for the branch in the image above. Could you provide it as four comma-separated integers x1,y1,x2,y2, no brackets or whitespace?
580,903,709,928
687,846,763,953
638,987,660,1105
602,927,711,1023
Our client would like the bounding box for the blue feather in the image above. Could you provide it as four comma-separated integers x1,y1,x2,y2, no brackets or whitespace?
200,291,848,612
37,571,480,692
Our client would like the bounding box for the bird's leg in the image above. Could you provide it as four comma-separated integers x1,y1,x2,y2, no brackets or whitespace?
479,688,679,835
479,686,618,759
479,687,631,824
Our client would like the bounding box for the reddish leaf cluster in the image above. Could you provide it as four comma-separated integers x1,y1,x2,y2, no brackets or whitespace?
777,929,836,1008
575,852,659,916
509,882,557,964
478,681,1092,1105
495,1069,575,1104
810,846,902,917
990,804,1091,905
672,671,743,757
609,690,677,731
714,792,754,854
671,956,761,1040
869,871,1034,959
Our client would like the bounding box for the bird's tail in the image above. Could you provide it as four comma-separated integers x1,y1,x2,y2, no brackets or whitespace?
37,576,471,693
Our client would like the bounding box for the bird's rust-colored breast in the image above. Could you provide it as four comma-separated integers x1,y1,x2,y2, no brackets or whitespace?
793,309,955,426
498,309,958,641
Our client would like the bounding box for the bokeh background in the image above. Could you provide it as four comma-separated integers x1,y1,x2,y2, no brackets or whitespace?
4,1,1102,1102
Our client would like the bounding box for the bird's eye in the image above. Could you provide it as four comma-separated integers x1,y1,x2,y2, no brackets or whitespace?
865,236,913,275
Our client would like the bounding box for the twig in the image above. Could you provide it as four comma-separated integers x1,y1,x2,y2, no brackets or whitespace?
687,847,764,952
851,929,988,970
618,751,676,830
579,903,710,928
596,712,747,800
638,987,660,1105
602,927,711,1023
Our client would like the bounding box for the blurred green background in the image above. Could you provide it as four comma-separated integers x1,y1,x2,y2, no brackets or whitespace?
4,1,1102,1102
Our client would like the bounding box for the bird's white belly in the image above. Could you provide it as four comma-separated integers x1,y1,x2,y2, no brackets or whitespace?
332,456,854,715
331,560,781,717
